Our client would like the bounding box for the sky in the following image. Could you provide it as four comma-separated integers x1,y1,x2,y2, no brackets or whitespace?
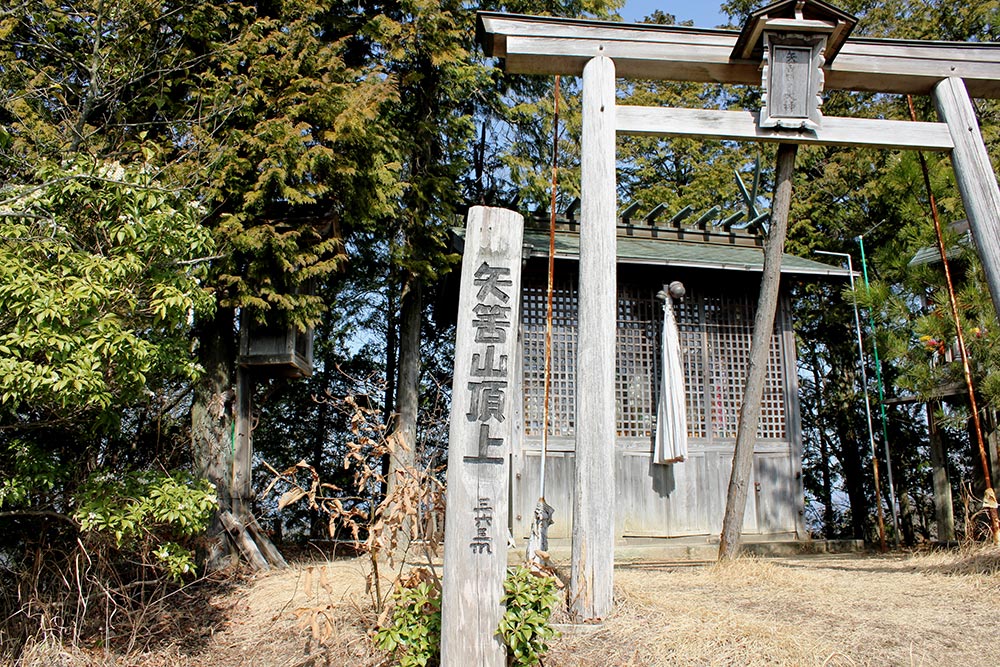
618,0,730,28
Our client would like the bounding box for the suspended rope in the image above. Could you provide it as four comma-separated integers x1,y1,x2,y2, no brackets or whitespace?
907,94,1000,545
527,76,560,563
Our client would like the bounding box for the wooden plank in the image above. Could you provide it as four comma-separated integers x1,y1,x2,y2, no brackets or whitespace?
616,106,954,151
933,77,1000,319
780,297,807,539
440,206,524,667
571,55,617,622
478,13,1000,98
231,367,253,517
926,401,956,542
219,510,270,571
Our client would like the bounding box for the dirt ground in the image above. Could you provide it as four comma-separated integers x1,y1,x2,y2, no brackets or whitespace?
12,547,1000,667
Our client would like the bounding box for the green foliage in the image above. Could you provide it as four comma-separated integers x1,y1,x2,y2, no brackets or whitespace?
374,578,442,667
74,471,217,580
0,157,214,417
372,566,560,667
0,440,67,509
498,566,560,667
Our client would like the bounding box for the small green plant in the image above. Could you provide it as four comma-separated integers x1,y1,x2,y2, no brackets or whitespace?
74,470,217,580
374,570,442,667
373,565,560,667
498,565,560,667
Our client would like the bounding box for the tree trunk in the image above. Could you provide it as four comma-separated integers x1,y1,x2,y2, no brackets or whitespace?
311,391,330,539
383,284,399,428
835,406,869,541
809,349,835,539
192,307,239,571
718,142,797,561
895,461,916,546
380,283,399,500
387,273,421,559
192,306,286,571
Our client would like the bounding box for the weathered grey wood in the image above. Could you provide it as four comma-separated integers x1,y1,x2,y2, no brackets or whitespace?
616,106,954,151
926,401,956,542
247,514,289,568
933,77,1000,320
571,55,617,622
513,440,800,542
440,206,524,667
219,510,269,572
780,297,807,538
719,143,798,561
478,13,1000,98
231,367,253,513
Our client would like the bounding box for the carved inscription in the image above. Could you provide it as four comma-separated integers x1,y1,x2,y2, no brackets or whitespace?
470,497,495,554
771,45,811,119
463,261,512,468
440,206,523,667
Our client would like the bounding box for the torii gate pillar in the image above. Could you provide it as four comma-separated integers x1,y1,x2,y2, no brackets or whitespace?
933,77,1000,316
475,0,1000,629
571,55,617,621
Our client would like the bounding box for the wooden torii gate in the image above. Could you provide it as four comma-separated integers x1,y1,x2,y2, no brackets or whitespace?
443,1,1000,662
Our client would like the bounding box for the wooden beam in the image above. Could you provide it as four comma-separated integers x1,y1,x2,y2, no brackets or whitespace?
933,77,1000,320
478,13,1000,98
440,206,524,667
926,401,956,542
571,55,616,622
616,106,954,151
719,142,798,561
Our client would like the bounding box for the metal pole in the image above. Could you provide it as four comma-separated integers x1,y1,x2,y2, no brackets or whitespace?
815,249,888,552
856,236,902,546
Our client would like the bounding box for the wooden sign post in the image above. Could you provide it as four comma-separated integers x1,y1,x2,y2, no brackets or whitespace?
440,206,524,667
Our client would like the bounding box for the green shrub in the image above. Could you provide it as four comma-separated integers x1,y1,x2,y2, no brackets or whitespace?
373,565,560,667
74,470,217,580
498,565,560,667
374,578,442,667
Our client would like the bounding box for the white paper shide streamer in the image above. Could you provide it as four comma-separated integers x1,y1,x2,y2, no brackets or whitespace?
654,282,688,465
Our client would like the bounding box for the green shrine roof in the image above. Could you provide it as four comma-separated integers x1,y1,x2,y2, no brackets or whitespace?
518,228,851,278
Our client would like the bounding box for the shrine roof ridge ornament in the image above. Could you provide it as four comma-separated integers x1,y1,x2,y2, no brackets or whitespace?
476,10,1000,98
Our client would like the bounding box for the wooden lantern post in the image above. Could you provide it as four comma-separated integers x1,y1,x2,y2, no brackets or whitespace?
721,1,848,560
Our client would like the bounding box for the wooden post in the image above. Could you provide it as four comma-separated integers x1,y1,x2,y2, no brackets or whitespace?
440,206,524,667
719,142,798,561
570,55,617,621
926,401,956,542
230,365,288,570
933,77,1000,319
232,366,253,522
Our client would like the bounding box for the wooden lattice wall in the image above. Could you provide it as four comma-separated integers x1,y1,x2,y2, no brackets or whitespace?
520,270,789,443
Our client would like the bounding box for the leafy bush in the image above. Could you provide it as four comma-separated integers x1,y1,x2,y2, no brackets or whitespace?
75,471,217,580
373,565,560,667
374,572,442,667
498,565,560,667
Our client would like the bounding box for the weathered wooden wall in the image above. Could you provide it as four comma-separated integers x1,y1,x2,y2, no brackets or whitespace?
511,273,805,544
511,440,800,541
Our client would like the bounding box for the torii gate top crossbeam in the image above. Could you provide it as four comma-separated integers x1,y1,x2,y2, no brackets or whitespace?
477,12,1000,98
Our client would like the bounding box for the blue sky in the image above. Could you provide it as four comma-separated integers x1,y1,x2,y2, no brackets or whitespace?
618,0,730,28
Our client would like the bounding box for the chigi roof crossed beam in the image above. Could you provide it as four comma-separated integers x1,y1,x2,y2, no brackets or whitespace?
514,199,853,277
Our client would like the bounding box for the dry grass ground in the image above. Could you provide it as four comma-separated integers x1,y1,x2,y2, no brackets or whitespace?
9,547,1000,667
